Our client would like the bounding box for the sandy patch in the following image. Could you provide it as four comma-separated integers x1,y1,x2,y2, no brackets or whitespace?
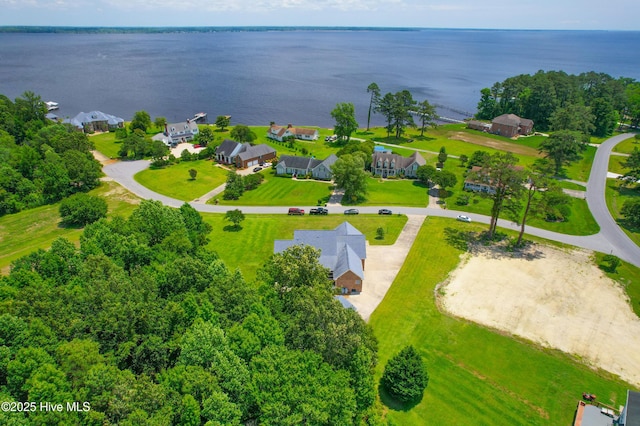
449,131,543,158
440,244,640,386
171,142,204,157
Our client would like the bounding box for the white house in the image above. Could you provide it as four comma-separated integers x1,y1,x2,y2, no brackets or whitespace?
268,124,319,142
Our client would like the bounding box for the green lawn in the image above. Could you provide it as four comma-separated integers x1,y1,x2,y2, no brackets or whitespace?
595,253,640,318
0,181,140,272
134,161,229,201
216,172,334,206
204,214,408,280
609,154,630,175
613,135,640,154
561,145,596,182
90,131,122,158
604,178,640,246
370,217,633,425
358,178,431,207
554,180,586,191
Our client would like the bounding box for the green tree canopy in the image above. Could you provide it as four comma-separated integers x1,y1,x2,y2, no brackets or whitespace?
539,130,587,175
230,124,256,143
59,193,108,226
330,152,368,202
215,115,231,131
130,110,152,133
331,102,359,143
381,345,429,404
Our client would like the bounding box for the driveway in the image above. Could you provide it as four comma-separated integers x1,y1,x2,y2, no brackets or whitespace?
348,215,426,321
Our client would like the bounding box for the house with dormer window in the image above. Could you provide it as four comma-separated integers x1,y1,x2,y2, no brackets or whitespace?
267,124,319,141
370,151,425,178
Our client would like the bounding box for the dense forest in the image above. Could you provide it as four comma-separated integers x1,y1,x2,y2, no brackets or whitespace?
0,199,381,425
475,70,640,135
0,92,102,216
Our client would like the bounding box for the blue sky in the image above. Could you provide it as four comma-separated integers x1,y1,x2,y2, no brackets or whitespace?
1,0,638,30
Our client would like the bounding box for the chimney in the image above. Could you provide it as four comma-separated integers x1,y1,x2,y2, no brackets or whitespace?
164,123,168,135
287,123,292,128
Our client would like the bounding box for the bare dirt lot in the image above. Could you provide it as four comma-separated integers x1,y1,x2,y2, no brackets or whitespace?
440,244,640,387
449,131,543,158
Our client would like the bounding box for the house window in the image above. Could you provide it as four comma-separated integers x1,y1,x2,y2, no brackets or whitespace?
355,280,361,284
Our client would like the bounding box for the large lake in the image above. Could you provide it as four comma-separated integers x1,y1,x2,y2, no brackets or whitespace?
1,29,639,127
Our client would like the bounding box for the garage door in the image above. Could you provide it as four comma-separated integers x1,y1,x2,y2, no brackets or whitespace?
248,160,258,167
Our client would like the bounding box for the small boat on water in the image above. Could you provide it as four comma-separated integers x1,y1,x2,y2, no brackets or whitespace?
45,101,59,111
192,112,207,122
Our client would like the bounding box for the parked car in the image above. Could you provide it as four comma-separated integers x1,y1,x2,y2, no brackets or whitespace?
288,208,305,215
378,209,392,215
253,166,263,172
456,214,471,223
309,207,328,215
344,209,359,215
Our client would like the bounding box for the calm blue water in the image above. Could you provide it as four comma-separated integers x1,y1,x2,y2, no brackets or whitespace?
1,29,639,127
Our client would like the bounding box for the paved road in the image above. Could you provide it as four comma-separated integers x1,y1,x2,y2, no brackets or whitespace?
586,133,640,266
102,133,640,267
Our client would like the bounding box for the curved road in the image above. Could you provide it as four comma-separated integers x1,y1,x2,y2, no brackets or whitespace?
102,133,640,268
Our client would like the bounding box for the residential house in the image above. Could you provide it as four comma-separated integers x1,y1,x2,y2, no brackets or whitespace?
163,120,199,145
370,151,426,178
274,222,366,294
463,165,525,194
215,139,276,168
275,154,338,180
64,111,125,133
573,390,640,426
490,114,534,138
267,124,319,141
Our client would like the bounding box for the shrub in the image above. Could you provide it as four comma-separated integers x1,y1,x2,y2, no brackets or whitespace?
381,345,428,404
455,194,470,206
59,193,108,226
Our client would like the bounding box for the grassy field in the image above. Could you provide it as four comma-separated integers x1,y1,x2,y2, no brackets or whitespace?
609,154,630,175
358,178,431,207
555,180,586,191
203,214,408,280
216,172,334,206
613,135,640,154
0,181,140,272
90,131,122,158
595,253,640,318
369,217,633,425
604,178,640,246
134,161,229,201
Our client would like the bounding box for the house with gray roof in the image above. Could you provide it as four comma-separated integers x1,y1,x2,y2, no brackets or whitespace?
164,120,199,145
370,151,425,178
63,111,124,133
275,154,338,180
215,139,276,168
274,222,366,294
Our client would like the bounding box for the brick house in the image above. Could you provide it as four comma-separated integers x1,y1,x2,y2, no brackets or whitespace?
273,222,366,294
215,139,276,168
490,114,534,138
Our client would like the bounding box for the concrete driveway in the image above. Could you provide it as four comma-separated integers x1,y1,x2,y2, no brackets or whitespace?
348,215,426,321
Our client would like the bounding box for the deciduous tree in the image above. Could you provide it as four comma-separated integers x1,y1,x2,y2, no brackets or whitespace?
330,151,368,202
215,115,230,131
331,102,359,143
230,124,256,143
224,209,245,230
59,193,108,226
130,110,152,133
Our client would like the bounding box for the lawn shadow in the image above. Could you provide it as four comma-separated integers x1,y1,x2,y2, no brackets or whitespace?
413,135,436,142
378,382,424,412
468,236,546,261
443,227,473,251
223,225,242,232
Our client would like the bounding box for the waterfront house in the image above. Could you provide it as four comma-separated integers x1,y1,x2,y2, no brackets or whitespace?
215,139,276,168
267,124,319,141
275,154,338,180
490,114,534,138
163,120,199,145
274,222,366,294
370,151,425,178
64,111,125,133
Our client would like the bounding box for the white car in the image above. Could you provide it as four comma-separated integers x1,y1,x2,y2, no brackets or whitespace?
457,215,471,223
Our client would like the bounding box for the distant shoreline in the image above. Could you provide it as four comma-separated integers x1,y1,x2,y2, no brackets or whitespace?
0,26,422,34
0,26,628,34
